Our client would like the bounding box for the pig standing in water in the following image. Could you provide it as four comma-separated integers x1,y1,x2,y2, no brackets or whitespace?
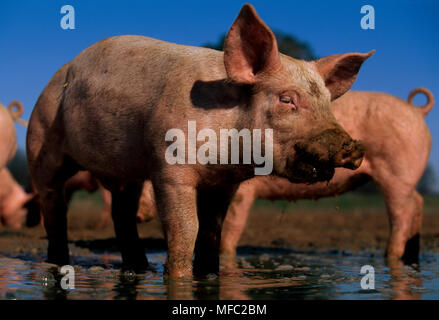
219,88,434,264
27,4,372,277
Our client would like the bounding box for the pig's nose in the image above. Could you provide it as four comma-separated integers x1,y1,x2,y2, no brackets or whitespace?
333,139,365,169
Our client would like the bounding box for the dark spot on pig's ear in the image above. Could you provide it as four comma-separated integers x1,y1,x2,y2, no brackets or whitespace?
308,80,320,98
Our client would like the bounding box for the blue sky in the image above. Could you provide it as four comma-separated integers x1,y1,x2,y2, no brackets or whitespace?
1,0,438,189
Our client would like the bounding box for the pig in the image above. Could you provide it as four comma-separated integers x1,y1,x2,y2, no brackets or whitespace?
0,100,27,170
26,4,372,277
218,88,434,264
0,100,32,228
0,167,34,229
0,101,23,169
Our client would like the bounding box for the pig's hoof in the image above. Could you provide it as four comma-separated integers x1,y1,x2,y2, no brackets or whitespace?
164,270,193,280
122,258,149,273
47,255,70,267
47,246,70,266
193,265,219,277
164,263,194,279
219,252,237,266
401,234,420,265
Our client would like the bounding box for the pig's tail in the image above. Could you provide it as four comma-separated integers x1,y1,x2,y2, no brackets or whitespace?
8,101,28,126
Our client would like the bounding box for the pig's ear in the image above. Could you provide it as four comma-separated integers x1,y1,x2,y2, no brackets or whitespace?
223,4,281,84
314,50,375,100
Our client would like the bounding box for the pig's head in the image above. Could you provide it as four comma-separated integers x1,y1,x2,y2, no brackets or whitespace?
223,4,372,183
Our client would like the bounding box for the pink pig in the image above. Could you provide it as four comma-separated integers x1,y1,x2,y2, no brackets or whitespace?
219,88,434,264
0,167,34,229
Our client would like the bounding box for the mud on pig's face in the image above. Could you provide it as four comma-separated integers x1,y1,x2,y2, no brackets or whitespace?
223,4,372,183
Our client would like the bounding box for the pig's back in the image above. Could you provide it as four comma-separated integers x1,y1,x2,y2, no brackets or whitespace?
64,35,225,118
332,91,431,151
59,36,226,179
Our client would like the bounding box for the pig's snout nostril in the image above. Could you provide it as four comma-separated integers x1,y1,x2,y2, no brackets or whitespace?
333,139,365,169
341,151,351,160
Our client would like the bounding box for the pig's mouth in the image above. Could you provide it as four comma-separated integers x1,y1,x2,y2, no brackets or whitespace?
283,129,365,184
287,158,336,184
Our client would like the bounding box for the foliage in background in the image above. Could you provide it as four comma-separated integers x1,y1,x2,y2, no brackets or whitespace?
6,149,30,189
203,31,317,60
417,164,437,195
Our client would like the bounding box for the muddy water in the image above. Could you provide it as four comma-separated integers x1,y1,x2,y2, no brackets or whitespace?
1,249,439,300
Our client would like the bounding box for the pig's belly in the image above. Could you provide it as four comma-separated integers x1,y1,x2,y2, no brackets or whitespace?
259,166,371,201
64,124,152,181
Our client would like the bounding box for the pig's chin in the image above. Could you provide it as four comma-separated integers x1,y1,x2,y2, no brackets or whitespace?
286,160,335,184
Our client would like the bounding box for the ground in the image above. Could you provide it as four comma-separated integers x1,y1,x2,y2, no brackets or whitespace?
1,192,438,258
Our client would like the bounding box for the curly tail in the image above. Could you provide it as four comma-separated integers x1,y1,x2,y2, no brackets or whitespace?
408,88,434,117
7,100,28,126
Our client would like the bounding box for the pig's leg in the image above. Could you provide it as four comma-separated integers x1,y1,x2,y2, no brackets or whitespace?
372,159,423,263
220,187,256,264
153,181,198,278
30,157,78,266
110,182,148,271
403,191,423,261
42,188,69,265
193,186,237,276
97,188,112,229
383,188,421,263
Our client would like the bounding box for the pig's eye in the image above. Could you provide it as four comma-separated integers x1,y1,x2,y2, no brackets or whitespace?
279,95,297,111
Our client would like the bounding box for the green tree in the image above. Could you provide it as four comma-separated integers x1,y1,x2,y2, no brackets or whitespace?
203,30,316,60
417,163,437,195
6,148,30,188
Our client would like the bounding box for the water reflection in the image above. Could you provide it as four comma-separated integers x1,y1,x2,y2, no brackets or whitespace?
386,259,423,300
0,250,438,300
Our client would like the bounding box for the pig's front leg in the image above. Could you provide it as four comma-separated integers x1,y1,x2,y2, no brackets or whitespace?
154,180,199,279
194,186,237,276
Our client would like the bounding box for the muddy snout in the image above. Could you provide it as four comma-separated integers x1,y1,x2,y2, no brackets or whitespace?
291,129,365,183
332,138,365,170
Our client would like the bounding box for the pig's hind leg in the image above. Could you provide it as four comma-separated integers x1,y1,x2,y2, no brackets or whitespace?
403,190,423,262
109,182,148,271
374,173,423,264
28,153,79,266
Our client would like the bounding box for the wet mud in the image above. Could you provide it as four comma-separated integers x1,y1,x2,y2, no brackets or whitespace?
1,197,439,300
